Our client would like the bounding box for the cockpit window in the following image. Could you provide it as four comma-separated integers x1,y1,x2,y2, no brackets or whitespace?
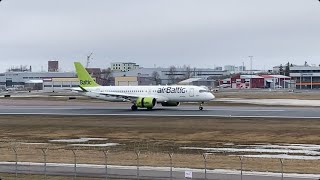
199,89,210,93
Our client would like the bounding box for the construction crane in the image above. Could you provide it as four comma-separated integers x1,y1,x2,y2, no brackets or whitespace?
86,52,93,68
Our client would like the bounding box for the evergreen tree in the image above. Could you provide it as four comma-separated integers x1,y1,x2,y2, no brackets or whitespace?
279,64,284,75
284,62,290,76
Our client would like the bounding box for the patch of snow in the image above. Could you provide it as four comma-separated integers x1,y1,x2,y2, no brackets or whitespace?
21,143,49,145
180,147,320,155
224,143,235,146
49,137,107,143
68,143,119,147
241,144,320,151
231,154,320,160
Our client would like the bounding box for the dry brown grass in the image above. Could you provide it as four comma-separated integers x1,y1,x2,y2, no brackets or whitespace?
0,115,319,144
0,115,319,174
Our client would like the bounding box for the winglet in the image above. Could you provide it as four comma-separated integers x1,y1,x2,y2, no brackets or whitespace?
74,62,100,87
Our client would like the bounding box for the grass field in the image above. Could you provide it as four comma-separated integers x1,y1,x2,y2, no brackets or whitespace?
0,115,319,174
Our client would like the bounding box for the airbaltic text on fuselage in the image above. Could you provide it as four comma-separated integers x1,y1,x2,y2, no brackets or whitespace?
157,87,186,93
80,80,92,85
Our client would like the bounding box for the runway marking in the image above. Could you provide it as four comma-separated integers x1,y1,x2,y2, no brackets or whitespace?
0,107,286,112
0,112,319,119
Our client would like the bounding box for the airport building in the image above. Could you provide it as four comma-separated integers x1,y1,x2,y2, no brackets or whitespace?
219,74,291,89
112,67,229,87
260,75,292,89
43,77,79,92
177,78,216,87
114,76,138,86
290,66,320,89
0,71,78,91
111,62,140,72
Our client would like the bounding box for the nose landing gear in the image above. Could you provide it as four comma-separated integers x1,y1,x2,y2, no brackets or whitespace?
131,104,138,111
199,102,204,110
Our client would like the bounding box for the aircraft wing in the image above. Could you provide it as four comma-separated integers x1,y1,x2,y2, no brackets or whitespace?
93,91,162,102
90,91,162,102
80,86,167,102
71,87,82,92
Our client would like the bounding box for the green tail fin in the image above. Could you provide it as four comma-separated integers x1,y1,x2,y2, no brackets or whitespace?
74,62,100,87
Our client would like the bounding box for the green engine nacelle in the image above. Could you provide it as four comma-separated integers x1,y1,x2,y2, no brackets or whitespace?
136,97,157,108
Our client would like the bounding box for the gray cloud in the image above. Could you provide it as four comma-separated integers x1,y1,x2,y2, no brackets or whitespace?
1,0,320,72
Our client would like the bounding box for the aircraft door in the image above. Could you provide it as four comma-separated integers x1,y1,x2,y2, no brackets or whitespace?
189,88,194,97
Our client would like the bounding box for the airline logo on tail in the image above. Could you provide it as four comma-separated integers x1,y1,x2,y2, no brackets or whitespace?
74,62,100,87
80,80,93,86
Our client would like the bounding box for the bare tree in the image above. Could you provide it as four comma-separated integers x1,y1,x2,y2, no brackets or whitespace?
168,66,177,84
151,71,161,85
101,68,113,80
184,65,192,80
100,68,113,82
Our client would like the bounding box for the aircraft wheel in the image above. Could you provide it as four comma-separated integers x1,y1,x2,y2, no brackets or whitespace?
131,105,138,111
199,106,203,111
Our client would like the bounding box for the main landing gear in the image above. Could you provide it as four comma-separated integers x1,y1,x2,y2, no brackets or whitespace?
199,102,204,111
131,105,138,111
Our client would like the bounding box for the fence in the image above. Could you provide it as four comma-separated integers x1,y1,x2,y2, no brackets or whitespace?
0,141,319,179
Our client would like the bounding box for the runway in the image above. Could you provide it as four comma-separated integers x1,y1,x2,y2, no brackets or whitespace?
0,104,320,118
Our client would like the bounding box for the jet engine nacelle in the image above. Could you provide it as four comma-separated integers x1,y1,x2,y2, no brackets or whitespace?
136,97,157,108
161,102,180,106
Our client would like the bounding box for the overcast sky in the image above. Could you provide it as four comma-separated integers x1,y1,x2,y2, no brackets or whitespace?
1,0,320,72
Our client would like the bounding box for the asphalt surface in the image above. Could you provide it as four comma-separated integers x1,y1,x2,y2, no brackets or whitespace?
0,105,320,118
0,103,319,179
0,163,316,180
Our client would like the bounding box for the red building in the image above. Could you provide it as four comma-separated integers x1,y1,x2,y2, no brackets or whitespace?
220,75,265,89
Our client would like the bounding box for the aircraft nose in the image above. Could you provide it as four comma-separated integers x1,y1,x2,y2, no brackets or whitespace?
209,93,215,100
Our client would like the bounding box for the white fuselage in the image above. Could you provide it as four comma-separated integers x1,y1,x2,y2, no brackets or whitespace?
80,85,215,103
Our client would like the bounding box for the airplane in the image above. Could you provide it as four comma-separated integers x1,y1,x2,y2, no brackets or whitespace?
73,62,215,111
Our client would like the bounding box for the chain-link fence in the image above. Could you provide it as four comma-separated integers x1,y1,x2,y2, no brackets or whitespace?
0,141,319,180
